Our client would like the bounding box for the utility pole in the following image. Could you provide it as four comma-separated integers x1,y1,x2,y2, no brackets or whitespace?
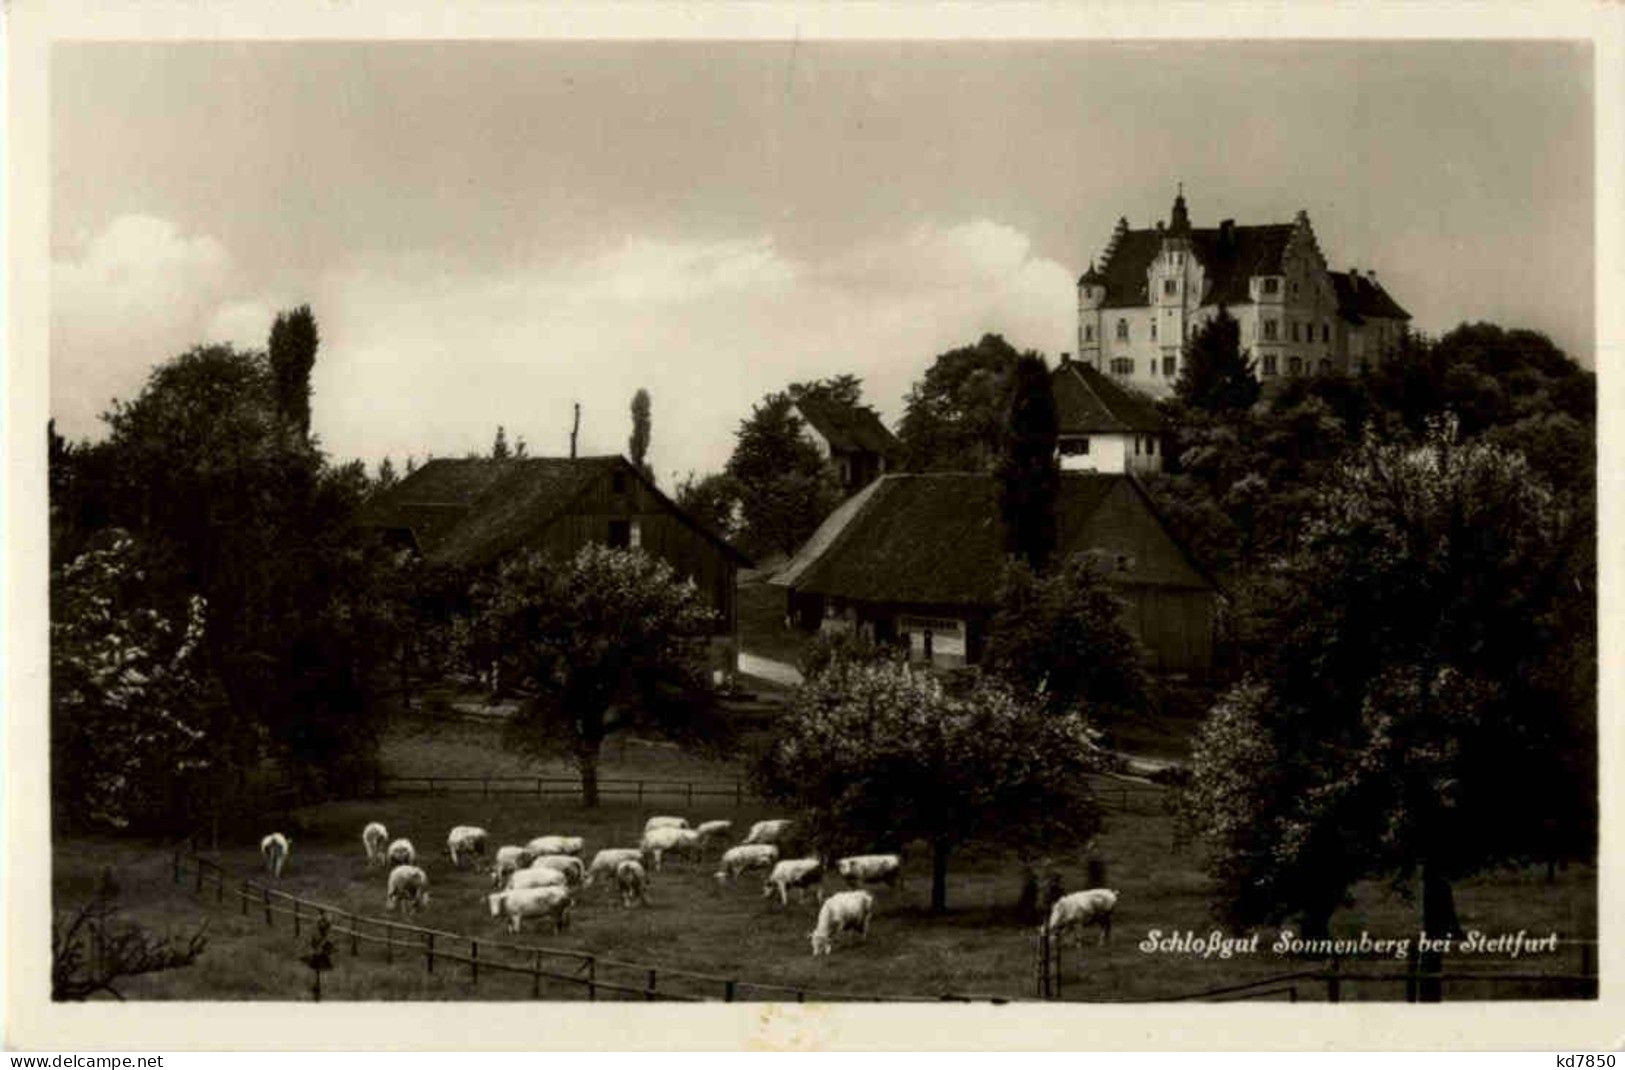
569,403,580,459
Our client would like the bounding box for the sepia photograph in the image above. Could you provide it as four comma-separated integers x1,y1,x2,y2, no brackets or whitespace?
6,0,1620,1053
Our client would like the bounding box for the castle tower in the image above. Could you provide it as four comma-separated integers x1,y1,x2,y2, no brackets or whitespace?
1076,260,1107,367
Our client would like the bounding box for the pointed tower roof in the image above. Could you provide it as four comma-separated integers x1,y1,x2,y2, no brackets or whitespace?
1078,259,1106,286
1168,183,1192,237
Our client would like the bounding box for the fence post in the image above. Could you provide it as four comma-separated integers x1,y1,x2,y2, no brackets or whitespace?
426,932,435,975
687,782,695,809
725,979,736,1002
293,898,301,938
240,881,249,916
646,968,657,1001
533,951,542,998
385,922,393,964
736,781,743,806
637,781,645,806
263,887,272,927
215,867,224,904
483,777,490,800
1405,942,1419,1003
195,858,205,894
1327,955,1341,1003
349,913,359,956
173,849,181,886
470,939,478,986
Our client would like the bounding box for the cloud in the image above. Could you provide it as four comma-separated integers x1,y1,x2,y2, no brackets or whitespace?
52,218,1075,483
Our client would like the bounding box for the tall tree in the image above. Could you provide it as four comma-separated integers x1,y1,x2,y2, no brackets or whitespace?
491,425,511,459
995,353,1058,569
629,388,654,481
267,305,319,438
674,471,742,542
474,544,722,807
788,374,864,410
898,334,1023,471
723,392,841,559
755,662,1107,912
1184,420,1589,986
1175,306,1259,413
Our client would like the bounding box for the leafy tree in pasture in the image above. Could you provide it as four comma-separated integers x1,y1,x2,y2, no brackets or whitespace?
723,392,842,559
53,870,208,1001
474,544,721,807
1175,306,1258,413
788,374,865,410
754,662,1108,912
982,555,1149,720
491,425,512,459
50,531,215,832
375,456,399,491
629,388,654,482
1183,420,1589,990
994,353,1058,570
898,334,1023,472
267,304,319,438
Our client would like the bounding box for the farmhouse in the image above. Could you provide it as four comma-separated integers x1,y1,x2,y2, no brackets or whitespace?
1077,188,1411,397
773,472,1217,673
361,455,750,671
790,396,903,496
1052,356,1168,475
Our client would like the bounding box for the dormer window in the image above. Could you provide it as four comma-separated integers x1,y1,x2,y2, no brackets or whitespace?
1116,319,1129,341
1163,279,1178,296
1264,319,1278,341
1150,320,1158,341
1262,277,1280,295
1084,325,1094,342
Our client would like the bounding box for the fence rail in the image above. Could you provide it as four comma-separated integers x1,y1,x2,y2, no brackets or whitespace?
372,774,749,808
174,849,1004,1003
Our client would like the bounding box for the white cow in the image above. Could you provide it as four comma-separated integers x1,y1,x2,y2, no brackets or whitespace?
387,838,416,867
585,848,645,887
491,845,533,889
488,886,572,934
505,867,568,893
836,854,903,890
1043,888,1119,948
763,858,825,906
616,859,648,908
810,890,874,955
742,819,792,846
525,835,584,858
528,854,585,886
714,844,779,885
447,826,489,868
362,822,389,868
260,833,291,878
643,816,690,832
640,826,702,871
386,865,431,914
694,820,733,854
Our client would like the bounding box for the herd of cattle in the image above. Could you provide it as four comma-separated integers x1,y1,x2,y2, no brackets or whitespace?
256,820,1118,959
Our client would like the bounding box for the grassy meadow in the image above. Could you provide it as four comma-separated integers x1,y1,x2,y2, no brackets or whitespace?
52,709,1596,1003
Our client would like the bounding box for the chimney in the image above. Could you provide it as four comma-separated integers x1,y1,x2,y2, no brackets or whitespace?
1348,267,1361,288
1219,219,1235,251
1366,269,1378,287
1059,352,1071,366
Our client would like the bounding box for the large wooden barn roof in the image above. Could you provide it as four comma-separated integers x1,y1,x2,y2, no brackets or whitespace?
361,455,749,568
772,472,1213,607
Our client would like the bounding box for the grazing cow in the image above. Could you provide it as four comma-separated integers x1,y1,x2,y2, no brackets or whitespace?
1043,888,1119,949
616,859,648,908
488,886,572,935
260,833,291,878
585,848,644,887
504,867,568,893
491,845,533,889
742,819,791,847
528,854,585,887
763,858,824,906
387,838,416,867
836,854,902,890
525,835,584,858
694,820,733,855
640,826,702,871
362,823,389,868
386,865,431,914
809,891,874,955
714,844,779,885
643,816,689,832
447,826,489,868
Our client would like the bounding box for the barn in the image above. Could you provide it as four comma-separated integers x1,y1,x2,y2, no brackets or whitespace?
361,455,750,672
773,471,1217,673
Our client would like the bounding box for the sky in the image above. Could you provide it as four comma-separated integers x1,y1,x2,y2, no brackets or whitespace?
49,39,1594,484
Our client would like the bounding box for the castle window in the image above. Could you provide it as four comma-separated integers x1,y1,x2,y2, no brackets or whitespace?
1110,358,1134,375
1084,325,1094,342
1290,281,1299,297
1163,279,1178,296
1163,356,1176,377
1116,319,1129,341
1150,320,1158,341
1147,437,1157,456
1264,319,1278,341
1291,322,1300,343
1288,355,1303,376
1263,354,1278,376
1318,358,1333,375
1059,437,1090,456
1263,277,1280,295
1322,322,1330,343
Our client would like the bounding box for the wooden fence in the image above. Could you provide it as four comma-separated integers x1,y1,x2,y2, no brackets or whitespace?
371,774,750,808
1035,925,1598,1003
173,849,1007,1004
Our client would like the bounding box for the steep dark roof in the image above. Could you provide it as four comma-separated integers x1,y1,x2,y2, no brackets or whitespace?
1053,362,1167,434
1330,271,1412,323
793,398,902,459
774,472,1212,606
361,456,749,568
1097,224,1293,309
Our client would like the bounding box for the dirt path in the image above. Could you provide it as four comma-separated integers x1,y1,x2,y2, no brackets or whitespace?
737,651,803,687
